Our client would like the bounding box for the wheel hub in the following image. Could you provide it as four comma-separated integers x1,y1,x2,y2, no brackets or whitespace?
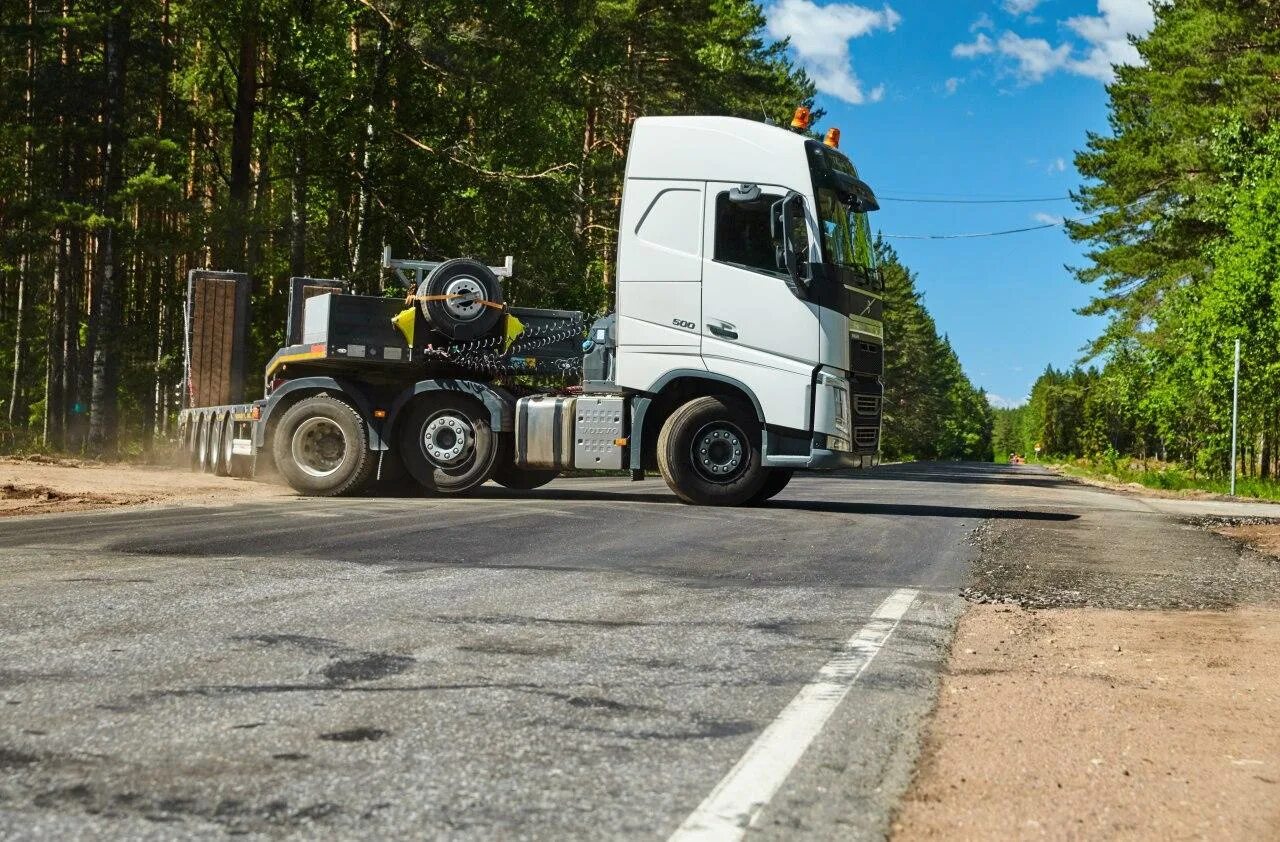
443,276,485,321
422,412,474,466
292,417,346,478
692,424,746,483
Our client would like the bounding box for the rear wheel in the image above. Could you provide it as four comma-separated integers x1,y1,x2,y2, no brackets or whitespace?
272,395,376,496
748,468,794,504
398,393,498,495
657,396,767,506
196,415,212,473
212,413,232,477
185,420,201,471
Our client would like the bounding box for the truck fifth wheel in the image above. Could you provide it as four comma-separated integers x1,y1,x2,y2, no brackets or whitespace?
177,114,885,506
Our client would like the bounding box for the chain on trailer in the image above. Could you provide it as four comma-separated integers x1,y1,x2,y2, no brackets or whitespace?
383,251,590,376
422,313,590,376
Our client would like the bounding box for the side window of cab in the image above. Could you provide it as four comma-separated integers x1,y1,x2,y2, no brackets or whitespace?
713,191,803,277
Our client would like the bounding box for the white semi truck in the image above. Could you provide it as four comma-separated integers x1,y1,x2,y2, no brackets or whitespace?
177,114,885,506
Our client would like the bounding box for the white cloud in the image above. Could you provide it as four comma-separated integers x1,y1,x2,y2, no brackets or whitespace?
952,32,994,58
1064,0,1156,81
944,76,962,95
953,0,1157,85
1048,156,1066,173
987,393,1026,409
996,32,1072,82
970,12,995,32
1033,211,1065,225
766,0,901,105
1002,0,1042,15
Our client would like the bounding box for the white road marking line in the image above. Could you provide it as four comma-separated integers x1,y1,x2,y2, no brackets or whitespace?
668,587,920,842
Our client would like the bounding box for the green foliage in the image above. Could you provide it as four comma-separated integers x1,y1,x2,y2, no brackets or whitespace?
877,238,992,461
1011,0,1280,489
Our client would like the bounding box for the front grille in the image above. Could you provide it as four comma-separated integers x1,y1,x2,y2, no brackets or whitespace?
853,395,880,416
854,426,879,448
851,338,883,376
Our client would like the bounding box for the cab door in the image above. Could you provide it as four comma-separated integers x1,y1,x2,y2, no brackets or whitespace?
699,183,820,431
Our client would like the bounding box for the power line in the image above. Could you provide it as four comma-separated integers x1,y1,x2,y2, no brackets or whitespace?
878,183,1166,238
880,195,1072,205
882,211,1095,240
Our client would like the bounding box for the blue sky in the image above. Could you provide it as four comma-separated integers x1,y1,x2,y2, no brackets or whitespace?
764,0,1155,407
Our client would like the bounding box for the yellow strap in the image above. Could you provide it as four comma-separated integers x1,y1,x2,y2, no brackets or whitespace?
407,292,505,311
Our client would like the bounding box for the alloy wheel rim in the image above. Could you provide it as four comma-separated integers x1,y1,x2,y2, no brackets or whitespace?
443,276,484,322
292,417,347,478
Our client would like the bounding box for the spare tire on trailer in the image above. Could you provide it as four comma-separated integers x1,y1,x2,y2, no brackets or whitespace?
416,258,504,341
271,395,376,496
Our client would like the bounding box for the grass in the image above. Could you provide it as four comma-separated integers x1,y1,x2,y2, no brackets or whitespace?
1051,456,1280,502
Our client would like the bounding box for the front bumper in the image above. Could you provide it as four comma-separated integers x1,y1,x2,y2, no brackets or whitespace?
763,447,879,471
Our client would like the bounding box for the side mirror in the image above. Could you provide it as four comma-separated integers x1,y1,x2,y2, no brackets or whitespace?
771,193,809,289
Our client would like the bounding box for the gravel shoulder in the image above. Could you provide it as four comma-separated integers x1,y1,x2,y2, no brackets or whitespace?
894,467,1280,840
893,603,1280,840
0,456,290,517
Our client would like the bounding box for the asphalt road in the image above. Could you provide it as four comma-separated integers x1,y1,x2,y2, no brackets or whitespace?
0,463,1069,840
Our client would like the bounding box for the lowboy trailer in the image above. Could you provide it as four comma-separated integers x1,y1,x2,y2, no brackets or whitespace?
177,113,885,506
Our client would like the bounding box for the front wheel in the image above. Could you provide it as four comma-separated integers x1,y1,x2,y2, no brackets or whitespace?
271,395,376,496
657,396,767,506
398,393,498,495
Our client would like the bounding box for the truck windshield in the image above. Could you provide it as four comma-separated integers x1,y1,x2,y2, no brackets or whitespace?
808,142,878,284
816,188,875,273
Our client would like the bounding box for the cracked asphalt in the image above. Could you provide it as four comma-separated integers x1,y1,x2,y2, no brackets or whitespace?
0,462,1135,840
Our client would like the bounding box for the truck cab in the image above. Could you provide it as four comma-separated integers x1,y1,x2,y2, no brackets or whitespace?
610,116,883,481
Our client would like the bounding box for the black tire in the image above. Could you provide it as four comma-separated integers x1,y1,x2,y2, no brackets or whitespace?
657,396,767,506
222,413,255,478
272,395,376,496
398,392,499,495
416,258,504,341
748,469,794,504
196,415,212,473
213,414,233,477
185,420,200,471
490,437,560,491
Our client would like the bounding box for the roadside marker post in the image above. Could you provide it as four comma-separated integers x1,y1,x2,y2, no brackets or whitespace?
1231,338,1240,497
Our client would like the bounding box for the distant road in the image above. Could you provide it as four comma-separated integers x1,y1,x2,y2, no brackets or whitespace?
0,464,1063,839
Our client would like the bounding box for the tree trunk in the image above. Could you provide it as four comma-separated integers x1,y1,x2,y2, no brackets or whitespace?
349,25,388,293
67,229,86,450
88,6,131,456
290,148,307,278
9,0,36,428
8,266,27,427
223,15,258,270
43,232,67,448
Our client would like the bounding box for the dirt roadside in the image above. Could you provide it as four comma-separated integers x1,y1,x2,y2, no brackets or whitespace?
894,474,1280,840
0,456,290,517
